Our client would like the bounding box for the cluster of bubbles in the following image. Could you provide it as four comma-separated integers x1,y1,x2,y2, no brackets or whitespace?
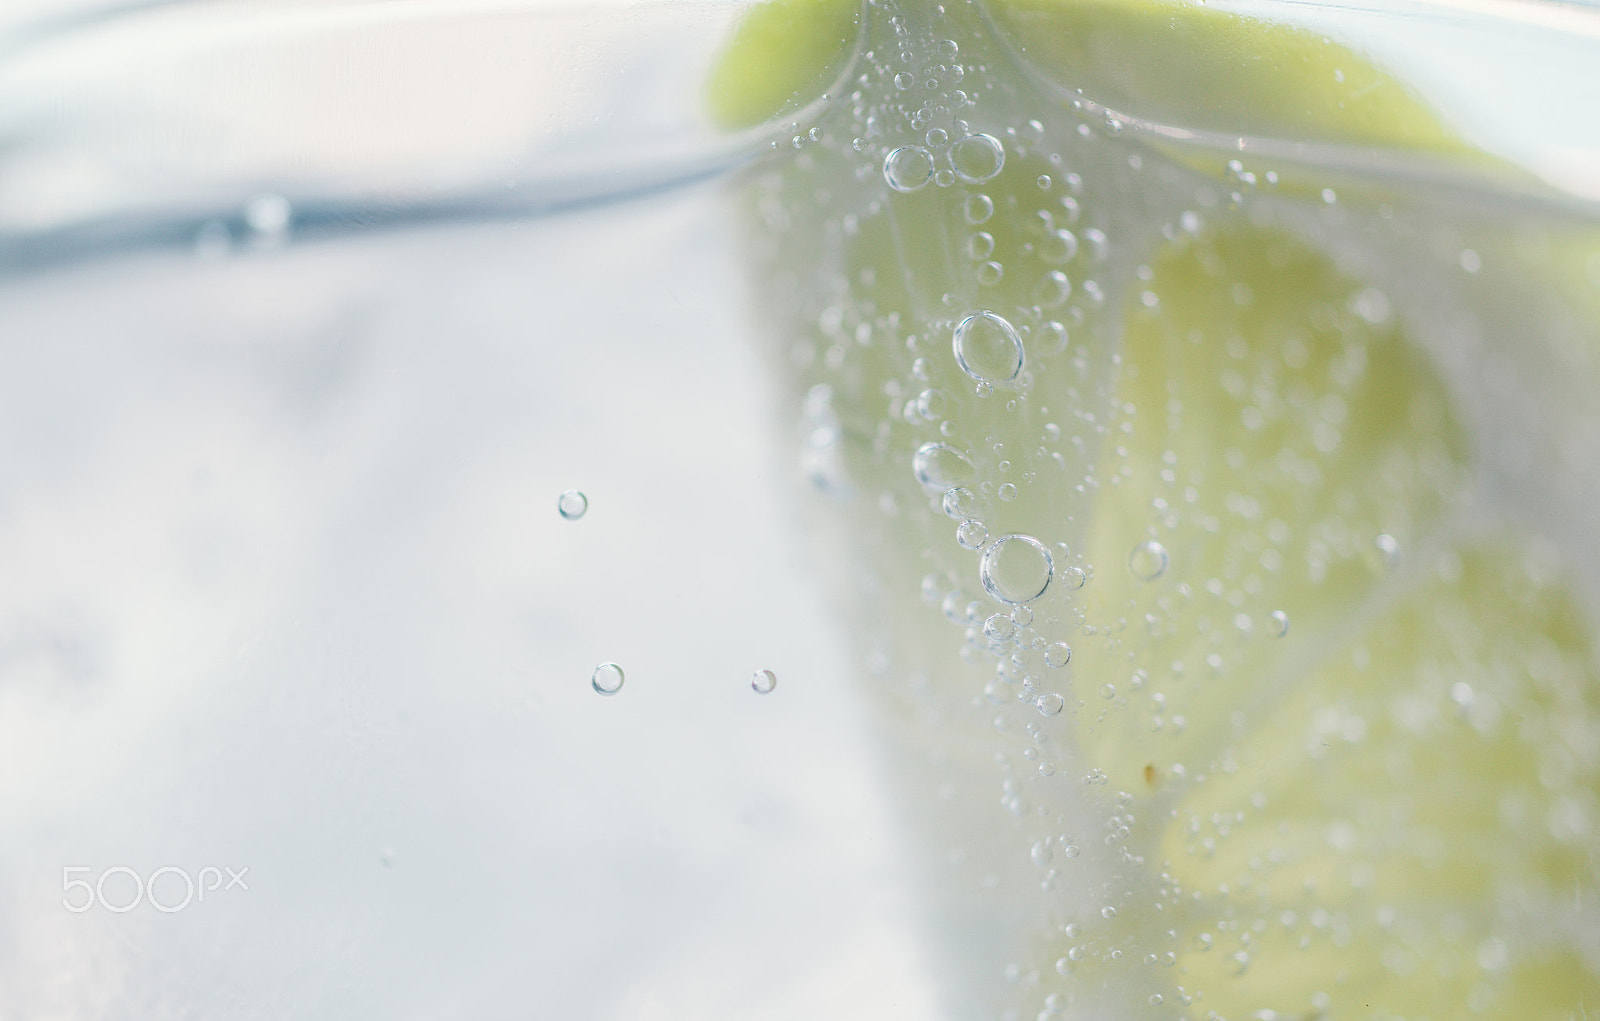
883,131,1006,193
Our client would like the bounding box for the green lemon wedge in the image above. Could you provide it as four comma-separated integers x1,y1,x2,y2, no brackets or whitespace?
713,0,1600,1017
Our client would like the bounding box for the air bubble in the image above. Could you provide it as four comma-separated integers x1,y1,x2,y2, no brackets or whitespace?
912,442,976,493
925,128,948,148
558,490,589,520
951,133,1005,183
942,486,976,519
1375,533,1401,567
1099,683,1116,699
591,662,625,695
981,534,1054,604
965,232,996,260
1084,228,1109,262
1045,642,1072,668
1036,692,1065,716
1037,321,1069,355
998,482,1017,501
1034,270,1071,307
957,518,990,549
751,669,778,694
1269,610,1290,637
953,310,1024,384
245,192,292,242
883,146,935,192
963,193,994,224
984,613,1015,642
937,38,960,59
1040,229,1079,264
977,261,1004,286
894,71,915,90
1129,539,1169,580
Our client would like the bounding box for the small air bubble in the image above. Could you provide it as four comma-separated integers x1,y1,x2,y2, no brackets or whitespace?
1269,610,1289,637
1037,321,1069,356
913,442,976,492
978,261,1004,285
1036,174,1052,190
1036,692,1065,716
1039,229,1079,264
942,486,976,519
964,193,994,224
1084,228,1109,262
591,662,625,695
1034,270,1071,307
751,669,778,694
1129,539,1168,580
883,146,935,192
998,482,1018,501
984,613,1015,642
951,133,1005,183
981,534,1054,604
245,192,292,241
1375,533,1400,567
894,71,915,90
953,310,1024,384
1099,683,1116,699
558,490,589,520
1045,642,1072,668
957,518,990,549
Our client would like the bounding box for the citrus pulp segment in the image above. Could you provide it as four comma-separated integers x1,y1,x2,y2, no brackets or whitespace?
714,0,1600,1015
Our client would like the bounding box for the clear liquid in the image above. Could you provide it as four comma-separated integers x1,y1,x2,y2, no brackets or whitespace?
3,0,1599,1017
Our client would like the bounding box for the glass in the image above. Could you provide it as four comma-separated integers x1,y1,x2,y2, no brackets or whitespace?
2,0,1597,1017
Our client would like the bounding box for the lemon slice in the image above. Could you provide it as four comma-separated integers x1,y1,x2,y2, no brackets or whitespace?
713,0,1600,1016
